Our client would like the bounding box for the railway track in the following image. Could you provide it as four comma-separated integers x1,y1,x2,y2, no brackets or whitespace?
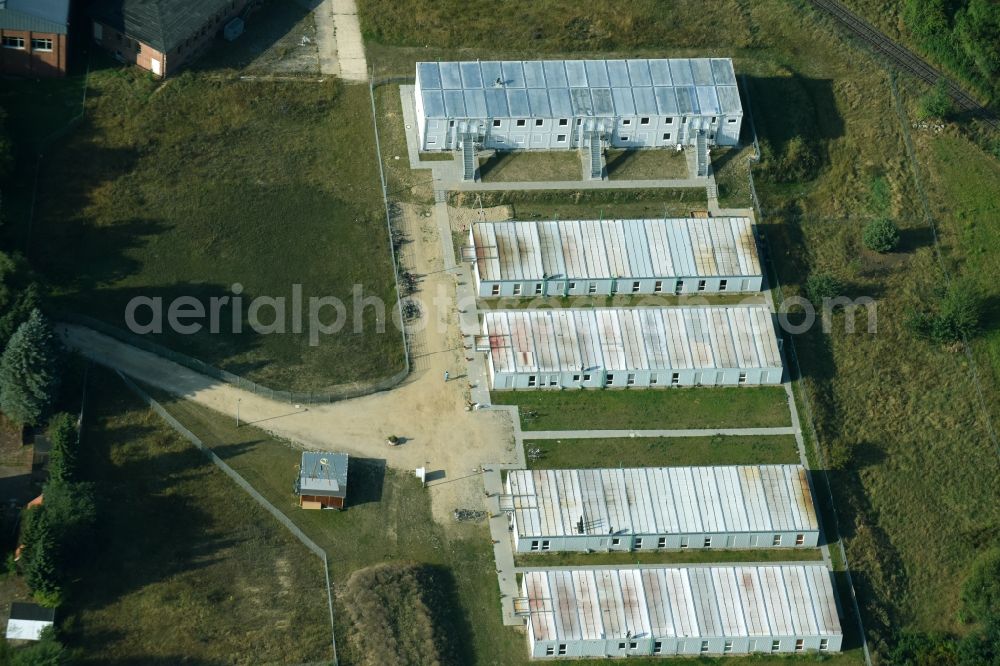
810,0,1000,131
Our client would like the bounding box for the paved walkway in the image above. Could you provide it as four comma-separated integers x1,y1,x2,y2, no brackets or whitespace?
521,427,795,439
307,0,367,80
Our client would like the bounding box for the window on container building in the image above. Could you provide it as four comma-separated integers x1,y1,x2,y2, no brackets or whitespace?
516,119,526,127
534,283,542,295
558,644,567,655
527,375,536,387
545,646,554,656
2,36,25,49
724,641,733,653
31,38,53,51
559,118,568,126
493,119,501,127
795,534,805,545
512,284,521,296
795,640,804,652
700,641,709,653
640,117,650,125
819,639,829,651
491,284,500,296
654,641,662,654
771,640,781,652
556,134,567,142
657,536,666,548
654,280,663,292
605,374,614,386
738,372,747,385
719,279,728,291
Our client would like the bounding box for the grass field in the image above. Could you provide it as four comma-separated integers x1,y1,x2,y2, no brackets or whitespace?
516,548,824,568
62,371,330,663
450,188,708,220
16,65,403,392
494,388,791,431
525,435,800,469
606,149,690,180
479,151,582,182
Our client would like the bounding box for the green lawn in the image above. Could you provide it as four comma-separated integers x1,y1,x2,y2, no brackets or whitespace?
516,548,824,568
478,150,582,182
494,388,791,430
606,149,690,180
20,67,403,392
63,371,330,663
525,435,800,469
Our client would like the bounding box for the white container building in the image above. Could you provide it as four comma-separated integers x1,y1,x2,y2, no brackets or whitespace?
470,217,762,298
481,306,783,389
414,58,743,152
503,465,819,553
519,565,843,658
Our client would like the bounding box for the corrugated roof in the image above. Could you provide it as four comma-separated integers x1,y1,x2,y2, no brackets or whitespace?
0,0,69,33
417,58,742,119
473,217,760,283
524,565,842,642
485,307,781,375
90,0,235,52
298,451,348,497
506,465,818,540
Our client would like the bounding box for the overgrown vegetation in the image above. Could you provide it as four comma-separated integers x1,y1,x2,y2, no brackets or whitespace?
342,563,464,666
58,372,330,663
918,79,954,120
452,187,707,220
903,0,1000,104
905,282,981,344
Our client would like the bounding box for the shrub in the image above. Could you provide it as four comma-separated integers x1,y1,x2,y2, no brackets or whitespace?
46,413,78,484
805,272,845,305
918,79,954,120
961,549,1000,623
906,283,981,344
863,218,901,253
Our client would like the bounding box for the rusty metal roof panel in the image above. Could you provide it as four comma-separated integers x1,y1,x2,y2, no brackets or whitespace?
521,566,841,644
508,465,817,541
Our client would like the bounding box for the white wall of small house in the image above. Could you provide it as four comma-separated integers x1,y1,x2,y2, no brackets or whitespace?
491,367,782,390
476,276,762,298
529,634,841,659
515,529,819,553
417,108,743,151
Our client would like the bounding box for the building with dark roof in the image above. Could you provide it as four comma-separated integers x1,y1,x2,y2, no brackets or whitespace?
0,0,70,77
90,0,252,77
5,602,55,641
295,452,349,510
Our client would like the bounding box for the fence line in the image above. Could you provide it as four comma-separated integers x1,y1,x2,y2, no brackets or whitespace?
367,71,411,378
60,311,408,404
117,371,339,666
741,74,873,666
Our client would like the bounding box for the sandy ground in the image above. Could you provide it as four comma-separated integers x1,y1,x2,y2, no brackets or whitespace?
62,203,516,528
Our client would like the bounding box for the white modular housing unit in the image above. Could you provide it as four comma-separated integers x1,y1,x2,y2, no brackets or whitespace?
521,565,843,659
482,307,782,389
471,217,762,298
504,466,819,553
414,58,743,151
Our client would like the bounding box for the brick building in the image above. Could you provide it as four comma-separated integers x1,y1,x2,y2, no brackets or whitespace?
0,0,70,78
90,0,252,77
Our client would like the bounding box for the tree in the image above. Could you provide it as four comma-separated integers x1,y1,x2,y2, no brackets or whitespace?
46,413,78,484
0,252,43,349
918,79,954,120
805,272,845,304
19,508,61,604
863,217,901,253
0,309,61,426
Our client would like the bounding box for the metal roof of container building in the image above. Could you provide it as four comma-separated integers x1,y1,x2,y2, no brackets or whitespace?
298,451,348,497
506,465,819,540
472,217,760,283
486,307,781,375
523,565,842,643
417,58,742,119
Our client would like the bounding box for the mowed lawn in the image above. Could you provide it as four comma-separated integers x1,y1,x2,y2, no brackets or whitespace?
494,387,791,430
525,435,800,469
27,67,403,391
63,372,331,663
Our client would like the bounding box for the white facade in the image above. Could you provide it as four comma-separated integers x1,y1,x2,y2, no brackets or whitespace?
482,307,783,390
521,565,843,659
471,217,762,298
504,466,819,553
415,58,743,151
